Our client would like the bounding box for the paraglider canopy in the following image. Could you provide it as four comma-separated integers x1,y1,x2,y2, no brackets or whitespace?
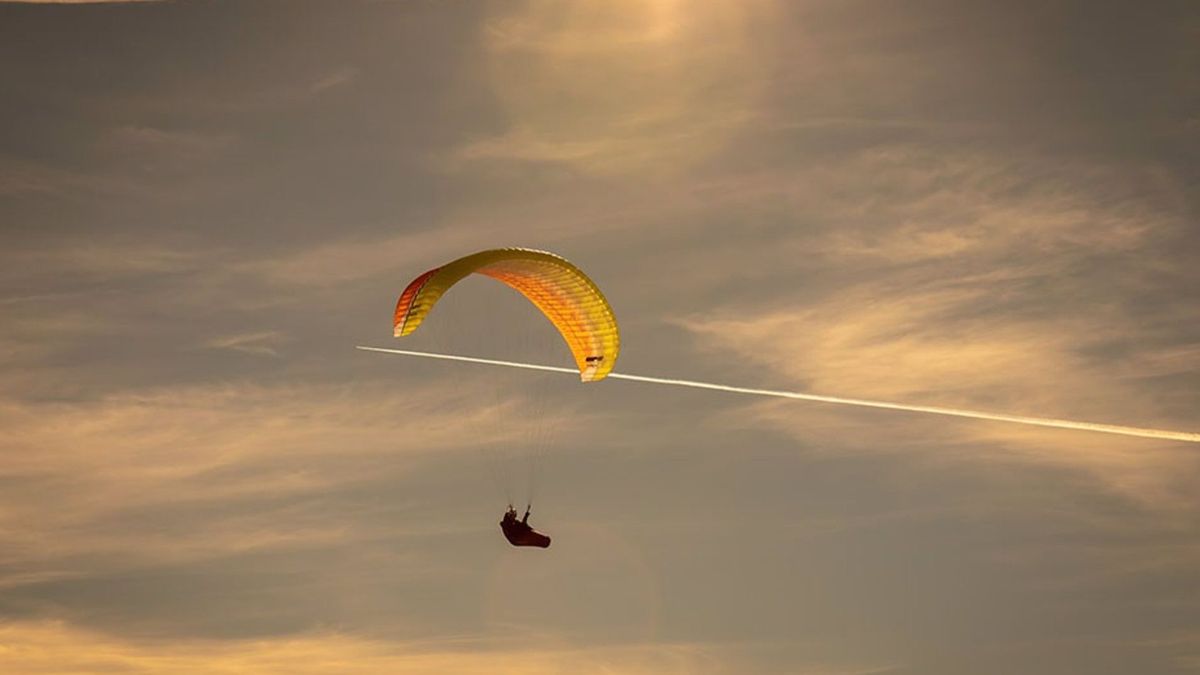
393,248,620,381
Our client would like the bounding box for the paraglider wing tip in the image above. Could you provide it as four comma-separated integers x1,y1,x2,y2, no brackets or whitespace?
581,369,608,382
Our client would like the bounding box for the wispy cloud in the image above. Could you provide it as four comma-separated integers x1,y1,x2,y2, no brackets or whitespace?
0,378,569,573
0,1,162,3
245,227,488,288
2,241,198,283
0,620,738,675
0,157,145,197
658,142,1197,511
201,331,288,358
309,67,358,94
97,125,236,165
455,0,771,175
678,258,1199,499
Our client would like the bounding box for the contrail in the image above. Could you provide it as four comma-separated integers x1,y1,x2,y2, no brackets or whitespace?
356,346,1200,444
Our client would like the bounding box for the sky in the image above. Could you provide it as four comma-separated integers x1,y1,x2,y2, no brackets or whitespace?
1,0,1198,673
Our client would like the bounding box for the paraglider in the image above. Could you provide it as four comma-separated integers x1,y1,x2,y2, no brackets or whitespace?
392,248,619,547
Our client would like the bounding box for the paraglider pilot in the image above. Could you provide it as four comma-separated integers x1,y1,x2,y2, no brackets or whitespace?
500,505,551,548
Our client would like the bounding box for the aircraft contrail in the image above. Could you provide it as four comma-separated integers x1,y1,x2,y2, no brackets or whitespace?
356,346,1200,444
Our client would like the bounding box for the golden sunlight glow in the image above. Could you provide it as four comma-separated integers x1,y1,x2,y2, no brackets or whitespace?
472,0,771,174
0,621,713,675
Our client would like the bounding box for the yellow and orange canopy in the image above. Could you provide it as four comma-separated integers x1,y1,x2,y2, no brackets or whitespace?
394,248,620,381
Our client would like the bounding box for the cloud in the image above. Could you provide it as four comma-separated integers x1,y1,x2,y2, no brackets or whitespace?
453,0,772,175
241,187,681,289
309,67,359,94
246,227,488,288
0,378,575,575
0,1,161,3
677,250,1199,501
657,142,1198,511
0,239,204,363
201,331,288,358
2,242,198,284
97,126,236,165
0,126,234,203
0,620,739,675
0,157,144,198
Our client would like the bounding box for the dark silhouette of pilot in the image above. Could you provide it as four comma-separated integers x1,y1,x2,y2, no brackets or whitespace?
500,505,551,548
